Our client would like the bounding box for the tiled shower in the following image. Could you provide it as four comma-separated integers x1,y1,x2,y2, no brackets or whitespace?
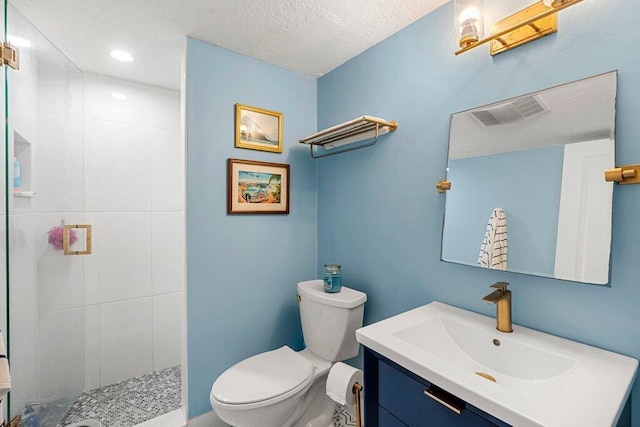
3,6,185,426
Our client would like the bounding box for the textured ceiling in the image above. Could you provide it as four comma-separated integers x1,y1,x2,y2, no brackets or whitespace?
9,0,449,90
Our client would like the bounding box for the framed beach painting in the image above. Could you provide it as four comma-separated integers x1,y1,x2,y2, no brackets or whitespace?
227,158,290,214
235,103,283,153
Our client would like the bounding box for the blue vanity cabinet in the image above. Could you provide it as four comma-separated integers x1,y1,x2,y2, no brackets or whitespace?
364,347,510,427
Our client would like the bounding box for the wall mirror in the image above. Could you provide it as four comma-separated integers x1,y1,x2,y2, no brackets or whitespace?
441,71,617,285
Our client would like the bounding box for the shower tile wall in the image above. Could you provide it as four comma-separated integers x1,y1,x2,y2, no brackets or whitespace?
6,47,184,420
83,73,185,389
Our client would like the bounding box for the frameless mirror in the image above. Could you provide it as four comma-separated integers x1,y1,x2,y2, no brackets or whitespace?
441,72,617,285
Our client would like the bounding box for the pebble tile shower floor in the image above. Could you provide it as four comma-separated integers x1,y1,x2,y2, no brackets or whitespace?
59,366,181,427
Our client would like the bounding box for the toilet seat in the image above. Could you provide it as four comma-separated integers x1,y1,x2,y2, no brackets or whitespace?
211,346,315,409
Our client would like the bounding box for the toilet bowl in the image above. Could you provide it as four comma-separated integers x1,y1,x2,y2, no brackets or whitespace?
210,280,367,427
211,347,332,427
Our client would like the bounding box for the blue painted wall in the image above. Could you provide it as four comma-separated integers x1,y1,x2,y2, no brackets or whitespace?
317,0,640,424
443,145,564,276
186,38,317,417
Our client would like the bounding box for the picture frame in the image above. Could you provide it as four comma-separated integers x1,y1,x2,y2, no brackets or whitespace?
227,158,290,214
235,103,283,153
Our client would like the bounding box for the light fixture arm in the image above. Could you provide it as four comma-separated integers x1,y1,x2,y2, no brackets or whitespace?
455,0,582,56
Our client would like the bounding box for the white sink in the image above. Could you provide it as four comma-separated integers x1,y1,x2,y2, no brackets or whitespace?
356,301,638,426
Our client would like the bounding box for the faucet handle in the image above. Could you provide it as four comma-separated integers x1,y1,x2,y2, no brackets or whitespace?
490,282,510,293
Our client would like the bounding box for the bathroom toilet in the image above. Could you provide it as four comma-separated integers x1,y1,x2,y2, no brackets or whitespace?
210,279,367,427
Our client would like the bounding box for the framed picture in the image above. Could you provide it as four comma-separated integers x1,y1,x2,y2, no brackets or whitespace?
235,103,283,153
227,158,290,214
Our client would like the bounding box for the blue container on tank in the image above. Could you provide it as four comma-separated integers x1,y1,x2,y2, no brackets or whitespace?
323,264,342,293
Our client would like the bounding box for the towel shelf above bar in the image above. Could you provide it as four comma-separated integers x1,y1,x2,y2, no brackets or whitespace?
299,116,397,159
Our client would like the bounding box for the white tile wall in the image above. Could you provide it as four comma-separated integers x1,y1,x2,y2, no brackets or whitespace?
83,73,184,388
9,214,37,306
84,119,151,212
151,128,184,212
35,213,85,312
9,214,38,345
10,48,39,145
9,323,39,420
100,297,153,385
152,292,184,370
38,60,84,119
32,115,84,212
152,212,185,295
148,87,181,131
85,305,101,390
38,308,85,401
84,212,152,305
85,74,152,127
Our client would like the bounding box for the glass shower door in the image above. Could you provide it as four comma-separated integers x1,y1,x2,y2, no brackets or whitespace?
5,4,86,425
1,0,7,422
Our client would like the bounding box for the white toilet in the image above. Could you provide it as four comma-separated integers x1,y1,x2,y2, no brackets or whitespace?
210,279,367,427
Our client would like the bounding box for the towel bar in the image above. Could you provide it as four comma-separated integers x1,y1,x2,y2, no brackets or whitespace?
299,116,397,159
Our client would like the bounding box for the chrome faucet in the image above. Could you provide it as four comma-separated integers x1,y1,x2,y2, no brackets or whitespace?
482,282,513,333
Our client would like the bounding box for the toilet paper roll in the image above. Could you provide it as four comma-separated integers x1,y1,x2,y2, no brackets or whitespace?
326,362,363,406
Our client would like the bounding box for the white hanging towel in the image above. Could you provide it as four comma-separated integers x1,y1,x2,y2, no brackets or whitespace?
478,207,508,270
0,331,10,399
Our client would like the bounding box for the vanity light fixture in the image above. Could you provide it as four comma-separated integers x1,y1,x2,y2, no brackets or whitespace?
454,0,484,49
111,93,127,100
455,0,583,56
110,49,134,62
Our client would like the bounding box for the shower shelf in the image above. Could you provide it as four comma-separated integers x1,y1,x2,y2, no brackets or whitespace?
299,115,398,159
13,191,36,198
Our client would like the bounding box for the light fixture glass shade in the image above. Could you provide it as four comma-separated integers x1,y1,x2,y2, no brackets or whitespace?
454,0,484,48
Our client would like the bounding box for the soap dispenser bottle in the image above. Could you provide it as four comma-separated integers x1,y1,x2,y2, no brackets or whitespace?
13,157,21,191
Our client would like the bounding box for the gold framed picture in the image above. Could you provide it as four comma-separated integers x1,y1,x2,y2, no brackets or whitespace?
235,103,283,153
227,158,290,214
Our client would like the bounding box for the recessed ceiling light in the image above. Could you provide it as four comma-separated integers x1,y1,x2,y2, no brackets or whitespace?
7,36,31,48
110,50,134,62
111,93,127,100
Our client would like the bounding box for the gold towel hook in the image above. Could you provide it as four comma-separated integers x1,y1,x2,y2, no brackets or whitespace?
436,180,451,193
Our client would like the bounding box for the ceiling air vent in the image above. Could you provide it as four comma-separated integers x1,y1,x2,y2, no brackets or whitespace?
471,95,549,126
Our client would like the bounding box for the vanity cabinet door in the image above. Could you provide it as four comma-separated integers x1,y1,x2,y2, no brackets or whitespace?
379,406,408,426
378,360,498,427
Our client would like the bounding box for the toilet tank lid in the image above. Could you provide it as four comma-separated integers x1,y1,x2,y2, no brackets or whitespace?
297,280,367,309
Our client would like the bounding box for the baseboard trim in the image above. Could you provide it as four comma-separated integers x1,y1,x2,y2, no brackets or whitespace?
187,410,229,427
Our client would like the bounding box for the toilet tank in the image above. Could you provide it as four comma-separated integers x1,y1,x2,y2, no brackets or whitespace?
297,280,367,362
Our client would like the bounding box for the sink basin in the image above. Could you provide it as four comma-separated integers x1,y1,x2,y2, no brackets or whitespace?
356,301,638,426
394,316,577,403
